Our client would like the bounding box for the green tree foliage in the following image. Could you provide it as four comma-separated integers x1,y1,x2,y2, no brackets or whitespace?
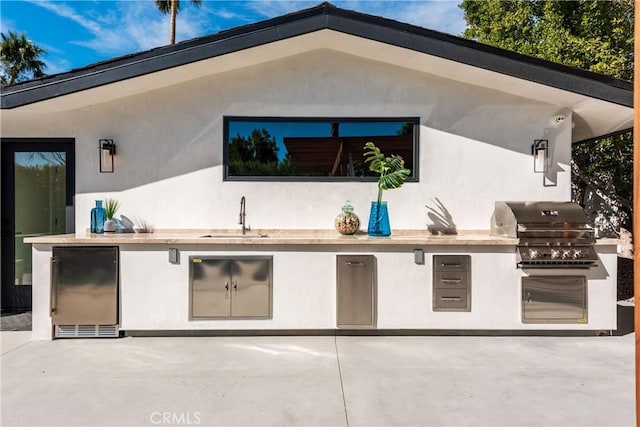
1,30,46,86
397,122,414,136
460,0,633,219
461,0,632,80
228,129,297,176
154,0,202,45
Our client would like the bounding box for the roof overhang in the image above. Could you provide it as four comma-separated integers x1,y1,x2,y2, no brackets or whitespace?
1,3,632,142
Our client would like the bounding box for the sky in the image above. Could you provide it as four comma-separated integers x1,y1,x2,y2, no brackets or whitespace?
0,0,466,76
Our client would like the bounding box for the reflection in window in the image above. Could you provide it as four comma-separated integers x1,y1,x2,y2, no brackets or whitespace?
224,117,418,180
14,152,66,286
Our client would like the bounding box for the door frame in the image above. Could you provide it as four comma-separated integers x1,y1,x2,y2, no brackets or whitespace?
1,138,75,312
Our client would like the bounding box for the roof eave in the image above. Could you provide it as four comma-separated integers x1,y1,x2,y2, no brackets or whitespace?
0,1,632,110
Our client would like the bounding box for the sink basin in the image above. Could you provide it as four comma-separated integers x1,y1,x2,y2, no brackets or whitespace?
199,234,269,238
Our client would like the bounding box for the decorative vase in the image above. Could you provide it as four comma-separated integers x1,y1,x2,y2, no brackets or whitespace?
367,201,391,236
90,200,106,234
335,201,360,235
104,219,116,232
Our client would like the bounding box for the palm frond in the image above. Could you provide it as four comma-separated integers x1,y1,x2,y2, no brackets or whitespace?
154,0,172,14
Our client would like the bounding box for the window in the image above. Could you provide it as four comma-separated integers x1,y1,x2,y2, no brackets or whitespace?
223,117,419,181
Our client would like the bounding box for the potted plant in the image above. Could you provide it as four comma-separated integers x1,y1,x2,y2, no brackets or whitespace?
363,142,411,236
103,198,120,232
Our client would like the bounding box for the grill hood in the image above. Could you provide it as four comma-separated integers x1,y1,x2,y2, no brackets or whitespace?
491,201,592,238
491,201,597,269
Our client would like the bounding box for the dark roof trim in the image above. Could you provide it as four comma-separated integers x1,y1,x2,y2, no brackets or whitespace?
1,2,633,109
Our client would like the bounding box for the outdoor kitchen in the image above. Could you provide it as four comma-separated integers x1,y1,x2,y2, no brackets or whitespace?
24,204,618,339
2,3,631,340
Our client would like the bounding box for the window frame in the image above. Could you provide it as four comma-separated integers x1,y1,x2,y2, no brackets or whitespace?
222,116,420,182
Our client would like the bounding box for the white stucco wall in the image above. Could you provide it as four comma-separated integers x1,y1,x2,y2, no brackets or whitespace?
118,245,615,332
2,50,571,233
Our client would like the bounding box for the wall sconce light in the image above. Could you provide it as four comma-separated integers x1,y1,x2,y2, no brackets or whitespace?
99,139,116,173
532,139,548,173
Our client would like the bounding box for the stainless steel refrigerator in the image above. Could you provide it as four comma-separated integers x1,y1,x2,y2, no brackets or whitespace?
51,246,119,338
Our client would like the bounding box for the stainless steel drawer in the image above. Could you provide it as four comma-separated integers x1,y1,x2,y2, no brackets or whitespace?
433,255,471,312
434,255,469,272
433,289,470,311
434,271,468,289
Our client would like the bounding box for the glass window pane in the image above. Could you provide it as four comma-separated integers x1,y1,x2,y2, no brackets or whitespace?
225,118,418,180
14,152,66,286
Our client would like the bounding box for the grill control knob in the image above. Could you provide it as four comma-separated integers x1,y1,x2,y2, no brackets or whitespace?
561,250,572,259
572,249,584,259
529,249,540,259
550,249,561,259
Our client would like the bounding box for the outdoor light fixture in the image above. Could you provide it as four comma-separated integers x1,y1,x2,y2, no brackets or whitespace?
99,139,116,173
532,139,549,173
551,115,566,127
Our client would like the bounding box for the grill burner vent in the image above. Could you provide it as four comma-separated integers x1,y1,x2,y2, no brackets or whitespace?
491,202,598,269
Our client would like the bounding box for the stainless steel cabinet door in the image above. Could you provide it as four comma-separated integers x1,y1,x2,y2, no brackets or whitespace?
51,247,118,325
190,256,272,319
230,258,271,318
191,258,231,318
337,255,376,328
522,276,587,323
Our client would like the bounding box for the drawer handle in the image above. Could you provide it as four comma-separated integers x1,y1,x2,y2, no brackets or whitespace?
441,263,462,268
440,278,462,283
346,261,365,266
441,296,462,301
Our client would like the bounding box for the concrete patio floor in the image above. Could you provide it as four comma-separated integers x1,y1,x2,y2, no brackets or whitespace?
1,332,635,427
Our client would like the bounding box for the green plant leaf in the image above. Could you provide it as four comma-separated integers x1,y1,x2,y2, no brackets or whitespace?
379,168,411,191
363,142,412,203
104,198,119,219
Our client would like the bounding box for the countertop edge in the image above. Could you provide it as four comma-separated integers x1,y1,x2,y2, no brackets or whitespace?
23,232,620,247
25,233,517,246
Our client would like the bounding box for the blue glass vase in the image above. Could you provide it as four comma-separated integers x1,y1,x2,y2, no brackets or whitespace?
367,201,391,236
90,200,106,234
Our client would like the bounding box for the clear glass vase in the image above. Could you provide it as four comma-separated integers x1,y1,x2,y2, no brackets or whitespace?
90,200,106,234
335,201,360,235
367,201,391,236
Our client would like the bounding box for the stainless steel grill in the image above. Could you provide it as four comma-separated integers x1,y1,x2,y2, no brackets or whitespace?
491,202,598,268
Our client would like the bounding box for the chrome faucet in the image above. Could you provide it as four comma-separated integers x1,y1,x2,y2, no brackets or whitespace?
239,196,250,234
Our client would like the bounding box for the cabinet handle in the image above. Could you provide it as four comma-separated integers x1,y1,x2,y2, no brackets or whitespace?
51,258,58,315
224,281,229,292
441,296,462,301
346,261,365,266
233,282,238,294
440,278,462,284
441,263,461,268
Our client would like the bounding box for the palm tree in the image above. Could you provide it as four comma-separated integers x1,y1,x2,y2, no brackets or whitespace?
154,0,202,45
0,31,46,86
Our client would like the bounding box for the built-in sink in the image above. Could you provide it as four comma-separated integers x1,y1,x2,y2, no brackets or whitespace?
199,234,269,238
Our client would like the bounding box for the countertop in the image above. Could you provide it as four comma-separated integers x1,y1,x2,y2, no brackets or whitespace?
24,229,620,247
